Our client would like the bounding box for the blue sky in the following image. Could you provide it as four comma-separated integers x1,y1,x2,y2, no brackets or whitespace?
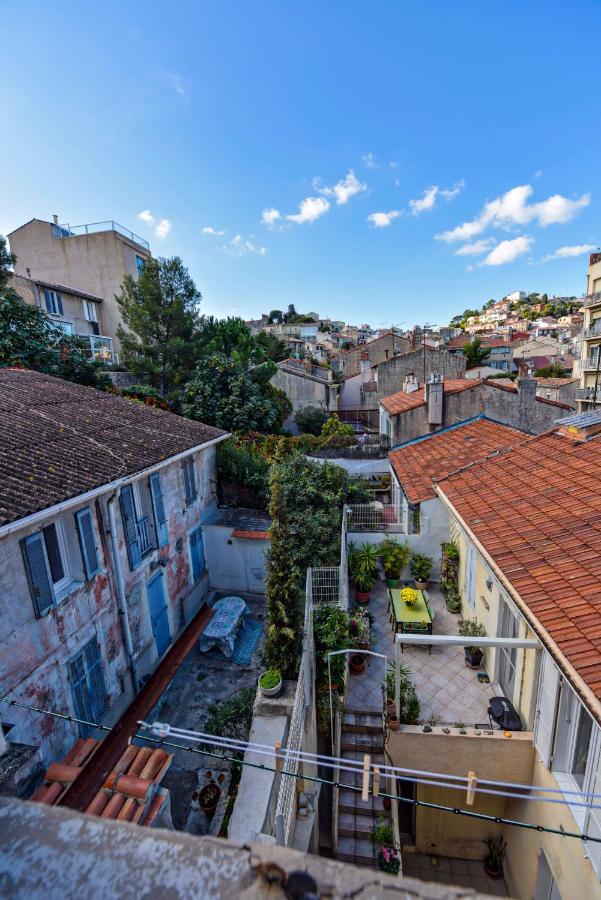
1,1,599,326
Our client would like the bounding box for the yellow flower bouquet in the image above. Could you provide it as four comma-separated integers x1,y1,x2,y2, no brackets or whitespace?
400,587,418,607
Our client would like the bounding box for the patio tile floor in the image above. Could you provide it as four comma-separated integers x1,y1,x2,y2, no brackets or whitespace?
402,852,509,896
356,581,500,727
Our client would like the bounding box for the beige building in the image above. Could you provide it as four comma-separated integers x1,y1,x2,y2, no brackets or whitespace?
8,272,114,363
7,217,152,357
577,252,601,409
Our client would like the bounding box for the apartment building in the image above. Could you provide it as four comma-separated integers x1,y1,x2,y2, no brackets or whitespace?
8,272,114,363
0,368,227,766
7,217,153,357
577,252,601,409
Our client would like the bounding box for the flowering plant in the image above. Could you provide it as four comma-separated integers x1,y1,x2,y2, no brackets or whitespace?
400,587,418,607
377,845,400,875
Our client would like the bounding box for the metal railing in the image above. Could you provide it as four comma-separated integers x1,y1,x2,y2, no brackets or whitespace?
583,291,601,308
583,321,601,339
582,357,601,371
52,220,150,250
346,503,405,533
577,388,601,403
137,517,153,556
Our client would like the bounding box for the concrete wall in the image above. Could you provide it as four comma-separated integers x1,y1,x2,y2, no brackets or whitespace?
343,334,409,378
203,527,268,594
377,347,467,398
9,273,102,337
8,219,151,354
0,445,217,765
270,368,336,432
388,727,534,860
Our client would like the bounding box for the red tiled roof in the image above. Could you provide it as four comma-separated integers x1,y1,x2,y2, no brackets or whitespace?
437,431,601,705
13,272,104,303
380,379,479,415
535,377,578,387
447,335,510,350
30,738,172,825
0,369,228,526
389,417,527,503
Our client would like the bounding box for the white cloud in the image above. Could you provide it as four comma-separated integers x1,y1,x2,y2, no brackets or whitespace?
437,184,590,242
409,180,464,215
319,169,367,205
154,219,171,240
202,226,225,236
286,196,330,224
261,208,281,226
482,235,534,266
454,239,494,256
542,243,597,261
170,74,189,101
137,209,155,223
223,234,267,256
534,169,543,179
367,210,402,228
362,152,378,169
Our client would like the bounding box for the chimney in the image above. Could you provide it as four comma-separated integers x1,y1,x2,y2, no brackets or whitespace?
52,215,59,225
516,372,537,430
426,373,444,425
360,356,371,385
404,375,419,394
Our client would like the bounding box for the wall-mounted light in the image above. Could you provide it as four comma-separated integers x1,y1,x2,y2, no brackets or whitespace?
486,576,493,592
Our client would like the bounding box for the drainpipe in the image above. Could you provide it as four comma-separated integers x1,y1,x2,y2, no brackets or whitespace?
107,489,138,694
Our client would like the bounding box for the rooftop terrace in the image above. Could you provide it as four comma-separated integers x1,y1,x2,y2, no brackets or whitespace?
52,220,150,250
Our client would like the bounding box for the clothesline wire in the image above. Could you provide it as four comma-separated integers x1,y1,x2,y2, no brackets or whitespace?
3,697,601,846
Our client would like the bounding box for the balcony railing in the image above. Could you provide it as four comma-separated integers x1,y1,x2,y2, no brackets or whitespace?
577,388,601,403
52,220,150,250
583,321,601,339
137,517,153,556
346,503,404,533
582,291,601,308
582,357,601,371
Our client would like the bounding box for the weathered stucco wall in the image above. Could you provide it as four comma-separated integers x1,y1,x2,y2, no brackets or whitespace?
0,445,217,765
377,347,467,397
9,273,101,336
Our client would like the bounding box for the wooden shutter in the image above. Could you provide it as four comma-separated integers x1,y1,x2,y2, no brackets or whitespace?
75,507,100,579
120,485,141,570
56,292,64,315
182,458,197,504
21,533,54,616
149,473,168,547
534,650,560,768
190,527,206,581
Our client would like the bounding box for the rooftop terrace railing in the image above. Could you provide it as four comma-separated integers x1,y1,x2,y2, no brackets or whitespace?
582,291,601,308
52,221,150,250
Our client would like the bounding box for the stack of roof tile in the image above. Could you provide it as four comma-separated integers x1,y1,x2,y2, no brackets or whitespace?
30,738,172,826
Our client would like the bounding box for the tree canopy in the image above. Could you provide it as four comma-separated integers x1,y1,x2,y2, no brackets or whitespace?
0,236,16,292
462,336,492,367
295,405,329,435
116,256,201,394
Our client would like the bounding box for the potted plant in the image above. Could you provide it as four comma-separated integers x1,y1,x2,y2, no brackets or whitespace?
349,609,371,650
351,542,380,580
446,587,461,614
199,782,221,817
371,818,400,875
258,668,283,697
379,538,410,588
350,653,365,675
387,712,400,731
483,836,507,879
354,570,375,604
410,553,433,590
400,587,418,607
458,619,487,668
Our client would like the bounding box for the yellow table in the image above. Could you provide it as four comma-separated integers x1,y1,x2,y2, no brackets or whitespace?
389,589,432,634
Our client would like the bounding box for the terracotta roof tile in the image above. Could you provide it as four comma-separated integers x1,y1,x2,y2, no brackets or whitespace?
389,417,527,503
380,379,480,415
0,369,228,526
437,430,601,703
30,738,172,826
231,529,269,540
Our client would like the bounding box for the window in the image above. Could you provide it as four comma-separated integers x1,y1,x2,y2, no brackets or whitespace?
189,527,206,582
50,320,74,336
182,457,197,505
68,639,107,737
75,508,100,579
135,255,146,276
83,299,98,322
149,473,169,547
44,288,63,316
497,595,519,700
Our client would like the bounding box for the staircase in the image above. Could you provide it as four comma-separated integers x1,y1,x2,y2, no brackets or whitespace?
335,707,389,867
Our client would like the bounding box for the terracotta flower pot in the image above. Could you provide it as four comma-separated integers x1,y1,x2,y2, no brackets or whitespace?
355,590,370,604
388,714,400,731
414,580,428,591
350,653,365,675
199,783,221,816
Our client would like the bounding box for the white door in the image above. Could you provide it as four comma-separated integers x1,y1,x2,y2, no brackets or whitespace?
242,539,267,592
534,851,562,900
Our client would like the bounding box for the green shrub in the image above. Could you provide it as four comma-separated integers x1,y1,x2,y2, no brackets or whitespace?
259,669,281,689
203,687,255,751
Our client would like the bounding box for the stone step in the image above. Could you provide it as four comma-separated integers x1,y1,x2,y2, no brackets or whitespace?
337,752,386,789
338,811,390,839
342,712,383,734
336,835,377,867
338,789,389,818
341,731,384,753
344,704,384,716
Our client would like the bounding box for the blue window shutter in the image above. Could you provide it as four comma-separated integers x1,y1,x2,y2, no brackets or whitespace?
21,533,54,616
56,292,63,316
44,289,53,314
182,459,197,504
69,640,107,737
190,527,205,581
149,473,168,547
120,485,141,569
75,508,100,579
